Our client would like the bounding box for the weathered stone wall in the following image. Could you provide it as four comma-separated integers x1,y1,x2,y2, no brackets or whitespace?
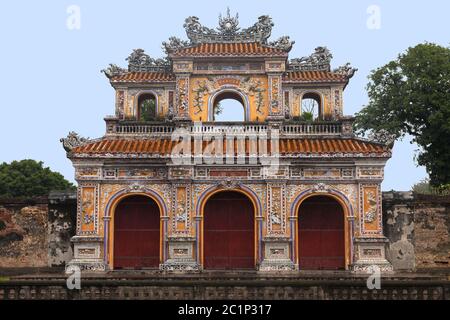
0,198,48,267
0,192,76,268
413,194,450,269
48,191,77,267
383,191,450,271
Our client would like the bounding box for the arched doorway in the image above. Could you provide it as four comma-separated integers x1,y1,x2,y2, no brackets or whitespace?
113,195,160,269
297,195,345,270
209,90,247,121
203,191,255,269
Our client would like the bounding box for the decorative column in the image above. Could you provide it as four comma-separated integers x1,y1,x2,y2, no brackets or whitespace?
266,60,285,121
66,184,106,272
352,176,393,272
173,60,193,121
161,179,199,271
259,182,296,271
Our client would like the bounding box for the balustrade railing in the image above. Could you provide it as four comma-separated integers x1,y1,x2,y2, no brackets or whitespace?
115,124,175,134
282,123,342,136
191,124,269,135
107,121,344,137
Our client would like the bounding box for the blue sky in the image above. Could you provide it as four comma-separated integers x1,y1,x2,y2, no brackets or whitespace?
0,0,448,190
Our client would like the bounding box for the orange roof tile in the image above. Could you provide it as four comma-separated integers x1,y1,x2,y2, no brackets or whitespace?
70,138,389,158
110,72,175,83
283,71,347,83
170,42,288,57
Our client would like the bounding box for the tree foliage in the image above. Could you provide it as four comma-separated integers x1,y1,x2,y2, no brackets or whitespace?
139,97,156,121
354,43,450,186
0,159,75,198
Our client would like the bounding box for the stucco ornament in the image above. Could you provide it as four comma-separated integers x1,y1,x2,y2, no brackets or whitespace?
270,211,281,225
176,203,188,222
193,78,215,114
333,62,358,79
179,10,278,47
241,77,265,114
289,46,333,71
125,183,146,193
218,179,242,190
312,183,328,193
184,16,215,35
242,15,274,43
60,132,89,152
368,129,397,147
269,36,294,52
126,49,170,72
162,37,190,54
365,190,378,223
101,64,127,78
217,8,240,34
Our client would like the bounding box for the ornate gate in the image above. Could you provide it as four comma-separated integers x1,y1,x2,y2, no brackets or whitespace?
114,195,160,269
203,191,255,269
298,196,345,270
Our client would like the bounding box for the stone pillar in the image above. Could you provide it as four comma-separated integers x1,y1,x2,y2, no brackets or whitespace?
265,60,286,121
266,73,284,121
161,179,199,271
173,60,193,121
259,182,296,271
340,116,355,137
351,183,393,272
104,116,119,135
162,237,199,271
66,184,106,272
68,236,106,272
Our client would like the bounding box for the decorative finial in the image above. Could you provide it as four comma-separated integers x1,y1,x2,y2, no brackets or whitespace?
333,62,358,79
218,7,239,34
177,12,282,49
289,47,333,71
60,132,89,152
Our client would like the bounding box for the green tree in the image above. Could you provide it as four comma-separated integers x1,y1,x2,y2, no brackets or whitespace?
354,43,450,186
139,98,156,121
0,159,75,198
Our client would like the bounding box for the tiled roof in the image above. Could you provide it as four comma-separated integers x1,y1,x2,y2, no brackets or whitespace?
70,138,389,158
110,72,175,83
283,71,347,83
109,70,347,84
170,42,288,57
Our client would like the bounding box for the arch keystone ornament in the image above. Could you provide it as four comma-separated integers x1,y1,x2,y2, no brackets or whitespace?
63,10,393,273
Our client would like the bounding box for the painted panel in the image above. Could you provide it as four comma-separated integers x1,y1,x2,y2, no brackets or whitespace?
78,185,98,235
360,184,382,235
188,75,269,122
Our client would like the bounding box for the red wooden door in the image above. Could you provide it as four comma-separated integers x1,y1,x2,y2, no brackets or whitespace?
114,195,160,269
298,196,345,270
204,191,255,269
